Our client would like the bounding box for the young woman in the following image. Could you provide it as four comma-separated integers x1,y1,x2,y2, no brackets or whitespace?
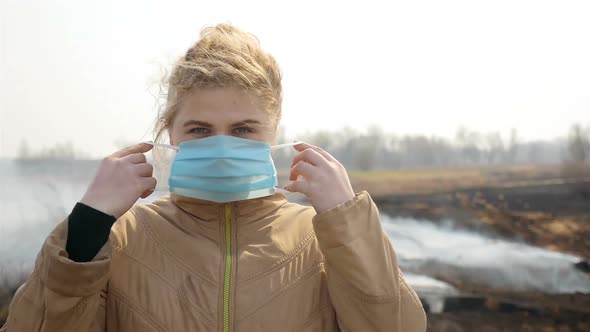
1,24,426,331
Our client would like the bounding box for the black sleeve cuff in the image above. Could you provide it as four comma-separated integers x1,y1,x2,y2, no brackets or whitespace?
65,202,117,262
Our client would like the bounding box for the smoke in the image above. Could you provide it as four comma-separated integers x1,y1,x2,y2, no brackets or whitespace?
383,215,590,294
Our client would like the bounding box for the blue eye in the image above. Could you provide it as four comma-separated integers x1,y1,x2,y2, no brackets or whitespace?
234,127,253,134
189,127,209,134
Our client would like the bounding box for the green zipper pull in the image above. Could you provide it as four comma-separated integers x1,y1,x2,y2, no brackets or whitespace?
223,204,232,332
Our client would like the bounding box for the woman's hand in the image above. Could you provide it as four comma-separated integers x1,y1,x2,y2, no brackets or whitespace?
80,143,157,218
284,143,355,214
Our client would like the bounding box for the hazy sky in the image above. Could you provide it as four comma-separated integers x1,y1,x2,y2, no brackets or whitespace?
1,0,589,158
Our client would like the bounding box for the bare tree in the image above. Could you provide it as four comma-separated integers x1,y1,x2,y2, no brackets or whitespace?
562,124,590,196
568,124,588,164
399,136,436,168
455,127,482,165
506,128,519,164
483,132,504,165
17,139,31,159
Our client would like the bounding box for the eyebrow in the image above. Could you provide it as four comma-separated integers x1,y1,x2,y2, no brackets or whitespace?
231,119,262,127
183,119,262,127
183,120,213,128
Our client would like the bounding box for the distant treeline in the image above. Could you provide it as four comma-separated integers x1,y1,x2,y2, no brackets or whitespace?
16,141,88,161
275,124,590,171
16,124,590,171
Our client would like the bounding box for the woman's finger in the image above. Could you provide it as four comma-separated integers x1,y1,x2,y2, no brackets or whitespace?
111,143,153,158
141,177,157,192
289,161,315,181
135,163,154,177
293,143,336,162
123,153,147,164
291,148,328,168
283,179,310,195
140,189,154,199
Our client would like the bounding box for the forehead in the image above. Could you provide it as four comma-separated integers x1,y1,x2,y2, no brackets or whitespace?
176,87,268,123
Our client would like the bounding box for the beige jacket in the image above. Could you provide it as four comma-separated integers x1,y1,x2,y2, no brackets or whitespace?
2,191,426,331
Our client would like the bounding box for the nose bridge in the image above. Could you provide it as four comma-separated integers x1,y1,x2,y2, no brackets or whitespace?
215,130,233,137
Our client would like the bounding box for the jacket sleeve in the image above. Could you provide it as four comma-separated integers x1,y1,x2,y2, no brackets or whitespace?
0,218,112,331
312,191,426,332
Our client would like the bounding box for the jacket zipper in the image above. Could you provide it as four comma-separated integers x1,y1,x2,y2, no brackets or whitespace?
223,203,233,332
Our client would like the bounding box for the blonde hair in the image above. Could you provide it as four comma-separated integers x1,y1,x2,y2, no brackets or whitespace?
154,23,283,143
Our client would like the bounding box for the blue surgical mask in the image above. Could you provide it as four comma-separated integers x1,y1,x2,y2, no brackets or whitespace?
155,135,298,203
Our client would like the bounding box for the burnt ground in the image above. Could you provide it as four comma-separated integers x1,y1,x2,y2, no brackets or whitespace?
374,181,590,332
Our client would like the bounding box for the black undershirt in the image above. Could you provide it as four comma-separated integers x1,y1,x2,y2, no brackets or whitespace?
65,202,116,262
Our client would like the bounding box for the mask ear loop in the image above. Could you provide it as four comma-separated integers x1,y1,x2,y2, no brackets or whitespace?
140,141,178,193
142,141,179,151
270,140,302,151
274,187,291,194
271,140,303,194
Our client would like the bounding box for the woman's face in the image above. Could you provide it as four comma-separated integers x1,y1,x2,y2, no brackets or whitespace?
169,87,277,146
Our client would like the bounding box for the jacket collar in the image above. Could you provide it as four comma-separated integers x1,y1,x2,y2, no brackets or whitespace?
170,192,289,224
